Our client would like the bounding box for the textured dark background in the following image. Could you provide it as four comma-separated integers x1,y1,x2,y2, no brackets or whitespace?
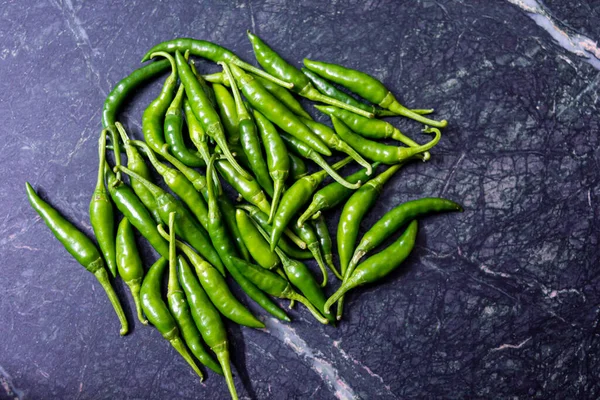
1,1,599,399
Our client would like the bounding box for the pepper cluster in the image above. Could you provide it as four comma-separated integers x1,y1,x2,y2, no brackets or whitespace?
26,33,463,399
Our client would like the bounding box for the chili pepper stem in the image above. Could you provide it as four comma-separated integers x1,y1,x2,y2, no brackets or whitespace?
94,268,129,335
301,84,374,119
284,229,307,249
337,142,373,175
268,179,284,224
106,128,123,185
387,102,447,128
325,255,343,281
297,202,320,228
377,108,434,117
287,291,328,325
324,279,357,315
129,282,148,325
214,347,239,400
311,156,361,190
405,127,441,158
336,298,344,321
170,336,204,381
232,58,293,91
308,243,328,287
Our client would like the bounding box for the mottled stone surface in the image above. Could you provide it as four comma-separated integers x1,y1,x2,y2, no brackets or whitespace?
1,1,599,399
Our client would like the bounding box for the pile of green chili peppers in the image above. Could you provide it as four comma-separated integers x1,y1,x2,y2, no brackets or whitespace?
25,33,463,399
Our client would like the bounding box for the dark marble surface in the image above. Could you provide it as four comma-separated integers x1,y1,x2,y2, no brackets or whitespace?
1,1,599,399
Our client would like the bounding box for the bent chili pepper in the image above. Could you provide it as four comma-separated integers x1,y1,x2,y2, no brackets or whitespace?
190,60,217,109
89,130,118,277
290,221,332,287
288,153,308,182
313,215,341,282
236,209,280,270
215,157,271,215
141,257,204,380
325,221,419,314
304,59,447,128
26,182,128,335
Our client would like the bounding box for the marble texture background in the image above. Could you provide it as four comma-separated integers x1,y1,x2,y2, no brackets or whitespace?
1,0,599,399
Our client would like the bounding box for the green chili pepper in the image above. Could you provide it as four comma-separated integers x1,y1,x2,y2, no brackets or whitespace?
116,165,226,276
312,215,340,282
290,222,332,286
304,59,447,127
115,217,147,325
236,209,279,270
142,37,293,90
227,63,331,156
141,257,203,380
325,221,419,314
297,163,379,227
190,60,217,109
332,117,440,165
270,157,353,250
288,153,308,182
247,31,373,119
26,182,128,335
215,158,271,215
89,130,117,277
213,83,240,144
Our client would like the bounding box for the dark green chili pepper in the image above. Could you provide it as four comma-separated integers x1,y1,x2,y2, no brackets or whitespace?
299,117,372,174
26,182,128,335
253,109,289,223
218,195,252,262
116,165,225,275
304,59,447,127
164,84,205,167
207,155,290,322
141,257,203,380
349,198,463,275
89,130,117,277
290,222,331,287
236,209,279,270
142,37,293,90
174,51,251,180
216,158,271,215
165,214,223,375
332,117,440,165
228,63,331,156
115,217,147,325
115,123,162,224
288,153,308,182
298,163,379,227
103,59,171,183
213,83,240,144
270,157,352,250
325,221,418,314
221,62,274,197
247,31,373,119
312,215,341,281
190,60,217,109
302,68,434,118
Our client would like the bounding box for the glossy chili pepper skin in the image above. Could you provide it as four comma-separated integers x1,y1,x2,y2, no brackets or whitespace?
26,182,128,336
190,60,217,109
236,209,279,270
165,214,223,375
290,222,331,287
288,153,308,182
298,163,379,227
304,59,447,127
164,84,205,167
325,221,418,314
313,216,340,282
116,217,147,325
228,63,331,156
213,83,240,144
332,117,441,165
216,159,271,215
89,130,117,277
141,257,204,380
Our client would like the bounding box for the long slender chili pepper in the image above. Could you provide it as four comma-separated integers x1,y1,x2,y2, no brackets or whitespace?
221,62,274,196
253,109,289,223
164,84,205,167
89,130,118,277
215,158,271,215
141,257,203,380
332,117,440,165
174,51,251,180
236,209,280,270
157,223,263,328
325,221,418,314
116,165,226,275
190,60,217,109
290,222,331,287
288,153,308,182
26,182,128,335
103,59,171,182
142,37,293,90
213,83,240,144
165,214,223,375
270,157,352,250
115,217,147,325
304,59,447,127
206,155,290,322
228,63,331,156
312,215,341,281
297,163,379,227
247,31,374,119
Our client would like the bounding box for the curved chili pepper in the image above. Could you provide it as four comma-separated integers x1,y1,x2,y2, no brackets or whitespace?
325,221,418,314
164,214,223,375
227,63,331,156
271,157,352,250
26,182,128,335
288,153,308,182
221,62,274,196
332,117,440,165
141,257,203,380
213,83,240,144
190,60,217,109
142,37,293,90
103,59,171,182
236,209,279,270
115,217,147,325
290,222,332,287
247,31,373,119
215,158,271,215
297,163,379,227
304,59,447,128
253,109,289,223
312,215,341,282
89,130,117,277
174,51,251,180
164,84,205,167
